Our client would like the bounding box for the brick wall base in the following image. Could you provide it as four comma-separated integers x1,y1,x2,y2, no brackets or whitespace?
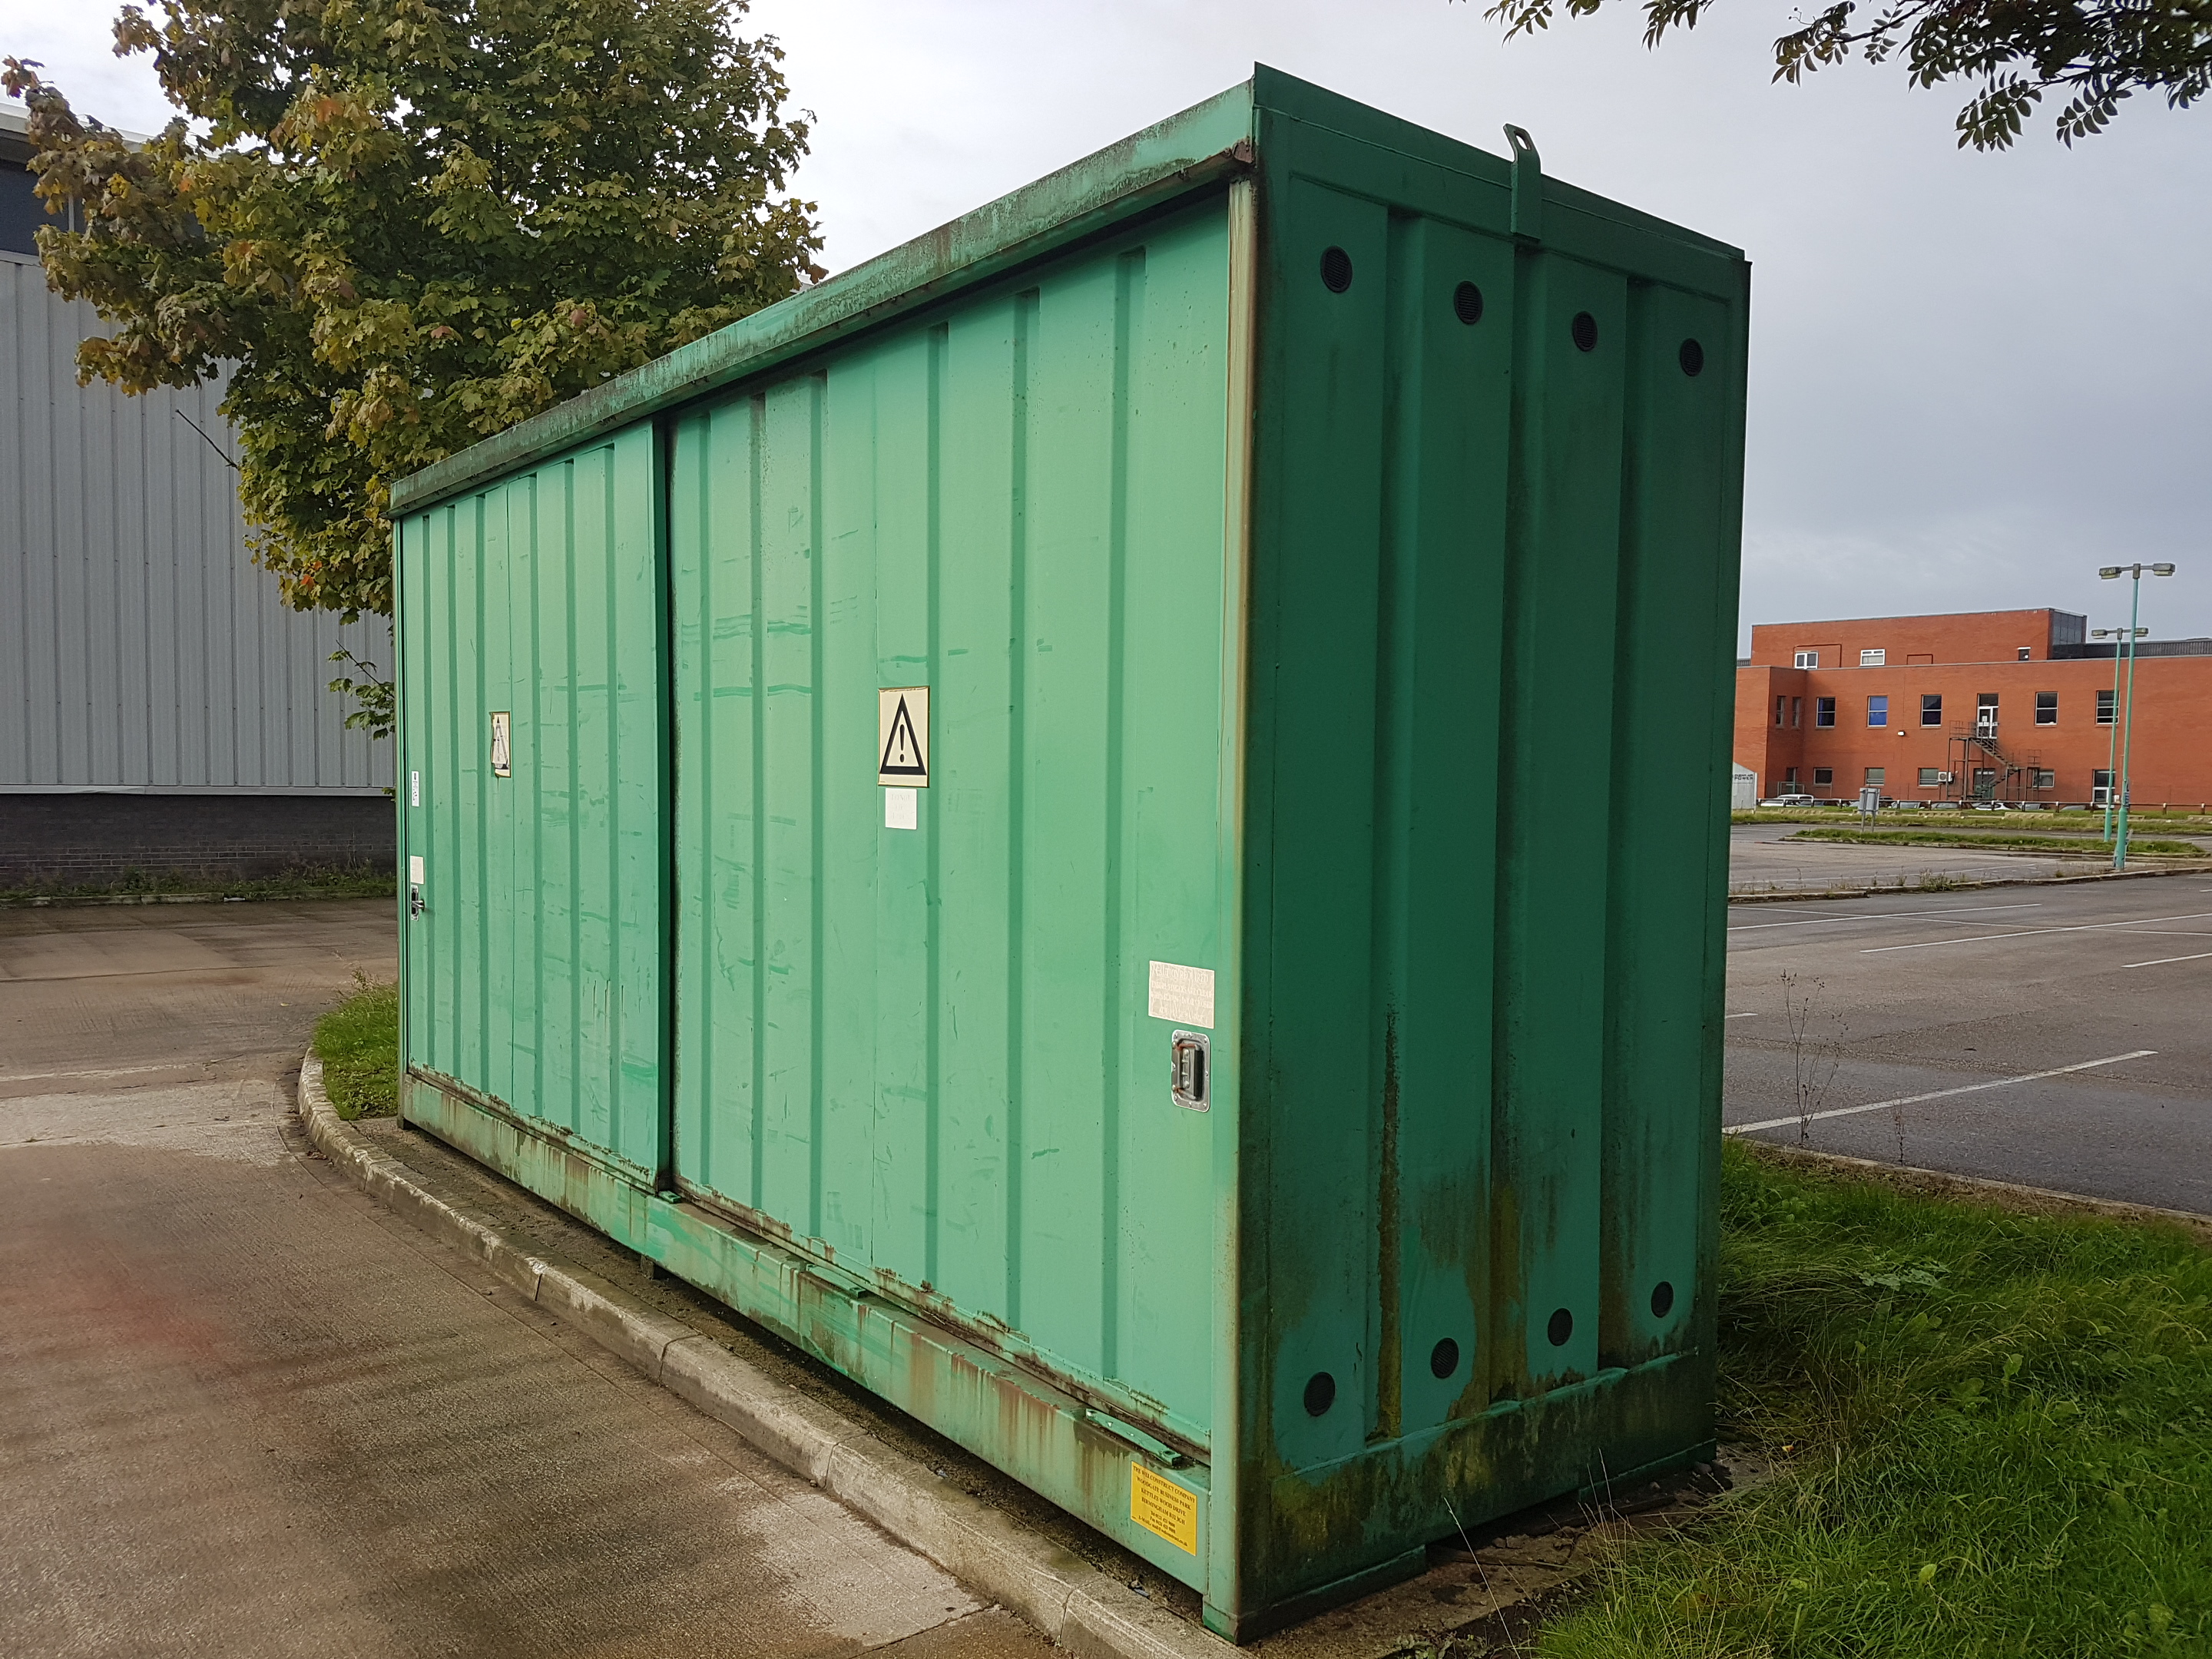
0,793,393,889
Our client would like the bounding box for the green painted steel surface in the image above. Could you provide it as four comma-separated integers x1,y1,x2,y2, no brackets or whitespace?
667,200,1235,1455
392,65,1747,1641
397,428,668,1185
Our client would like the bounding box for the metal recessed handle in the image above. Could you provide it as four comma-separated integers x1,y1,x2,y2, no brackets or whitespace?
409,884,426,918
1171,1031,1209,1112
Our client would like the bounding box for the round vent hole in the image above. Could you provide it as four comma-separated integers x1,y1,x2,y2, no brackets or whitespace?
1320,246,1354,293
1651,1280,1676,1318
1679,338,1705,376
1452,281,1484,326
1429,1337,1461,1379
1547,1307,1574,1347
1571,312,1598,352
1303,1370,1337,1416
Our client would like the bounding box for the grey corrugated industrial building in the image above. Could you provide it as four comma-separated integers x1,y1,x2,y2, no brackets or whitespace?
2,105,393,889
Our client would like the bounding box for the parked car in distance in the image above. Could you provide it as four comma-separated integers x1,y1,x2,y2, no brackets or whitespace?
1759,793,1818,807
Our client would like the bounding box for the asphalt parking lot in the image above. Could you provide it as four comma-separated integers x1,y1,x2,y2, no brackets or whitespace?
1724,873,2212,1213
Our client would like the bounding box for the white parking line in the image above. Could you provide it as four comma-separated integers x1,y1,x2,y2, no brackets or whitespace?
1725,1050,2159,1137
2124,952,2212,969
1727,1012,1758,1019
1863,910,2212,955
1729,902,2041,934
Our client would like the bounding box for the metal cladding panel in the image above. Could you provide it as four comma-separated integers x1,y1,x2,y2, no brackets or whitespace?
1231,81,1744,1626
398,429,667,1183
0,254,390,793
670,200,1235,1453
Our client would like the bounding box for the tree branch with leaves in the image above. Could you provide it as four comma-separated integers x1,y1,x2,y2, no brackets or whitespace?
6,0,824,735
1479,0,2212,147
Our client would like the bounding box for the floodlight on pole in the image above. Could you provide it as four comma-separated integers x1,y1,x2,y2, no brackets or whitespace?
2096,562,2179,869
2090,624,2147,840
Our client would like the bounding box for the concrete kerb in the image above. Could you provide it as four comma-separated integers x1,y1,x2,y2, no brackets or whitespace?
294,1053,1227,1659
1727,857,2212,904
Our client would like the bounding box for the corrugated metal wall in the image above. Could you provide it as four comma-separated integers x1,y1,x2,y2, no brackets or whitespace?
667,202,1232,1448
398,429,669,1184
0,253,392,793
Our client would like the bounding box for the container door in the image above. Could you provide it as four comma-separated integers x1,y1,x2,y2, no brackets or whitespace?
667,201,1235,1452
397,426,668,1184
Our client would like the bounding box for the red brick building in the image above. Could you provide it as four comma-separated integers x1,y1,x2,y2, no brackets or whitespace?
1735,608,2212,808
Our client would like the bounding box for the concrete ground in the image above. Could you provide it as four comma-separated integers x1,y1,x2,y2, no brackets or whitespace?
0,899,1047,1659
1724,873,2212,1213
1727,820,2111,893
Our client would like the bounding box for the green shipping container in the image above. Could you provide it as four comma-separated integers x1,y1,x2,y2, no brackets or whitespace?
392,67,1747,1640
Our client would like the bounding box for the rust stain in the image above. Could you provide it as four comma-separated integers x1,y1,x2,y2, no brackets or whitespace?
1376,1008,1402,1442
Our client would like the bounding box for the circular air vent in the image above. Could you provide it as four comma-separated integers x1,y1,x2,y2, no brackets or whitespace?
1452,281,1484,325
1320,246,1353,293
1303,1370,1337,1416
1571,312,1598,352
1679,338,1705,377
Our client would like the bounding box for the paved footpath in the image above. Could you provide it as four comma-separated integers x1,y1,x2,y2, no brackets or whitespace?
0,899,1045,1659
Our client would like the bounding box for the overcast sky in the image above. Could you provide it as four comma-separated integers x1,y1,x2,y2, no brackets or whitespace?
8,0,2207,646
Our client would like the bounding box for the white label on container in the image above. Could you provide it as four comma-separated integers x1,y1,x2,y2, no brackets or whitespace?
1147,961,1214,1028
884,787,918,830
409,856,426,885
410,770,421,806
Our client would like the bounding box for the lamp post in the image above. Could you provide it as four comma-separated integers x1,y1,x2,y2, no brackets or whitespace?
2090,624,2146,840
2097,562,2177,870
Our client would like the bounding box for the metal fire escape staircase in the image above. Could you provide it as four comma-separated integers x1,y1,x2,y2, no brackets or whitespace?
1946,717,2041,804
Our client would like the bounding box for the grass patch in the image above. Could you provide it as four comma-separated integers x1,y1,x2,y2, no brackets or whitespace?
313,975,400,1119
1541,1144,2212,1657
0,863,396,905
1788,829,2205,856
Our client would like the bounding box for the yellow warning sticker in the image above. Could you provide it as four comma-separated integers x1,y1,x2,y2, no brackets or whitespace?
1130,1462,1198,1555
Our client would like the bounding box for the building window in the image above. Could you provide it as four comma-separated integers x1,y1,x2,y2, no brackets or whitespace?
1774,696,1786,727
1783,767,1800,787
1863,767,1886,786
1813,767,1834,786
2094,768,2114,800
1794,649,1819,668
2097,689,2116,724
2035,691,2058,725
2035,769,2055,790
2018,647,2032,661
1867,695,1889,727
1790,697,1803,728
1859,647,1886,667
1921,694,1942,727
1976,693,1998,735
1918,767,1942,787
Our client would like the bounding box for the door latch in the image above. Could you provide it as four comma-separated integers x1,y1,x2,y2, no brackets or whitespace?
1170,1031,1210,1112
409,885,426,918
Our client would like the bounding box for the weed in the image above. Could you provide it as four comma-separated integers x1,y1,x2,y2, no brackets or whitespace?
1777,972,1844,1147
313,973,399,1118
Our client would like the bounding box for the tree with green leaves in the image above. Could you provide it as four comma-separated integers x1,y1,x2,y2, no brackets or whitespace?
5,0,822,733
1480,0,2212,148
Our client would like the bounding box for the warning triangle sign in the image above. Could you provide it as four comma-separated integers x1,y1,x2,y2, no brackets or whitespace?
877,688,929,784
